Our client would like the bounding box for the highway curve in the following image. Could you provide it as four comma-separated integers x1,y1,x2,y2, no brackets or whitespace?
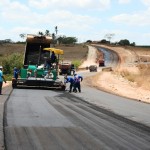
97,47,119,68
4,88,150,150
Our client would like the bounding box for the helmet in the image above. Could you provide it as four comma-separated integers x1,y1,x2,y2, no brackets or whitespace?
0,66,3,69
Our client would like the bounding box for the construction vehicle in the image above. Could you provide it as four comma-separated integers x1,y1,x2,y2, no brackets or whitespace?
99,59,105,66
89,65,97,72
59,61,75,75
12,34,66,90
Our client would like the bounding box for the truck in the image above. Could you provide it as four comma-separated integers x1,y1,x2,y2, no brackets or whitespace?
89,65,97,72
99,59,105,66
59,61,75,75
12,34,66,90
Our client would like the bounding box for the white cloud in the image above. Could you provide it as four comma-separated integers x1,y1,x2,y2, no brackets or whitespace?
118,0,131,4
1,0,30,21
0,7,101,41
110,9,150,26
141,0,150,6
28,0,110,10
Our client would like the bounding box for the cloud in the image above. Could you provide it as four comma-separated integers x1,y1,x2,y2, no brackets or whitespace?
110,9,150,26
118,0,131,4
0,6,101,41
1,0,30,22
28,0,111,10
141,0,150,6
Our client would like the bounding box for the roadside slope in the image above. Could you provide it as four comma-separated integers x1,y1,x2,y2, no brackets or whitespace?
83,45,150,103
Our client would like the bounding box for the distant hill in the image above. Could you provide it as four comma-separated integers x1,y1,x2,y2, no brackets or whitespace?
0,43,24,56
0,43,88,62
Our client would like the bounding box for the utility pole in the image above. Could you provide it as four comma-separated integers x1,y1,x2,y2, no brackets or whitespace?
55,26,58,35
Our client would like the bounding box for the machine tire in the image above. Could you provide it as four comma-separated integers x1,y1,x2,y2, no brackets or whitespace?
12,79,17,89
61,85,66,91
12,83,17,89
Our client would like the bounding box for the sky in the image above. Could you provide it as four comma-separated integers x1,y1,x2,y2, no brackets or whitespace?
0,0,150,45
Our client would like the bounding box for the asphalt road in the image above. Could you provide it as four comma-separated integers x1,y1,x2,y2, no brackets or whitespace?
3,46,150,149
97,47,119,67
4,85,150,150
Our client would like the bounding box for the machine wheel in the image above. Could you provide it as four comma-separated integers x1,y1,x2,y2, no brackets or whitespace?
61,85,66,91
12,83,17,88
12,79,17,88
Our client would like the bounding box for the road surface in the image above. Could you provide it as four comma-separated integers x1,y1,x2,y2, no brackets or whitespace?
4,86,150,150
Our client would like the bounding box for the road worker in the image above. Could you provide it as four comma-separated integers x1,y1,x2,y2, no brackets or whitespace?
0,66,7,95
13,67,19,80
73,73,83,93
64,74,75,93
44,70,53,79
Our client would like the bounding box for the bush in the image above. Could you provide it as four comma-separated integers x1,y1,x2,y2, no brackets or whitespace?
2,53,23,74
118,39,130,46
72,60,81,69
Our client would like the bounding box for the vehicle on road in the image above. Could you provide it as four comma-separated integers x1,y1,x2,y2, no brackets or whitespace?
59,61,75,75
99,59,105,66
89,65,97,72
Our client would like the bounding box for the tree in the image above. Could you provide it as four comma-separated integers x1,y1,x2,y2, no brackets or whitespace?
130,42,136,46
38,31,44,36
45,30,50,36
118,39,130,46
105,33,115,43
55,26,58,35
19,33,26,39
86,40,92,43
62,37,77,44
100,39,110,44
57,36,64,44
56,36,77,44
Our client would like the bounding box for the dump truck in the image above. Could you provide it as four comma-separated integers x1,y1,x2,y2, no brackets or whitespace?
12,34,66,90
99,59,105,66
59,61,75,75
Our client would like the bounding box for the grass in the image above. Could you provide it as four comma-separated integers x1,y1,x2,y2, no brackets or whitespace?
0,43,88,63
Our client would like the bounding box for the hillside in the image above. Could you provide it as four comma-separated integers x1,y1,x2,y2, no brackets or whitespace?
84,44,150,103
0,43,88,64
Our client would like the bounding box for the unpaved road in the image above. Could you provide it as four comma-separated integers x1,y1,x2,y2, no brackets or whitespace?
4,88,150,150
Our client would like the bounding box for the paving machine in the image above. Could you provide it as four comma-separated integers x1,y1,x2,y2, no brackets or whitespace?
12,34,66,90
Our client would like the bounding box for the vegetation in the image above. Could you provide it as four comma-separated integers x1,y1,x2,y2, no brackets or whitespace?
57,36,77,45
71,60,81,69
105,33,115,43
118,39,130,46
1,53,23,74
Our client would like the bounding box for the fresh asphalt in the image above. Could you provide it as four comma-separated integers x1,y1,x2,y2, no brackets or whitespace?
3,81,150,149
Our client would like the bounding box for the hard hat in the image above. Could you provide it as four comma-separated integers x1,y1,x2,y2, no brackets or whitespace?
0,66,3,69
